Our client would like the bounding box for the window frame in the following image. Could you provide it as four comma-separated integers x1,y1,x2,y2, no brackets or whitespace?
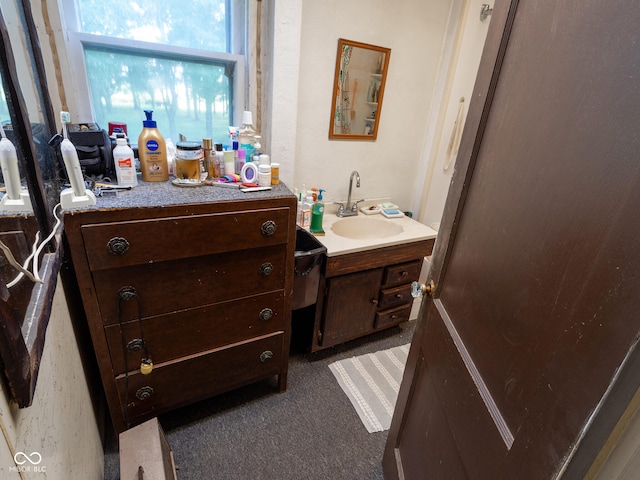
59,0,246,130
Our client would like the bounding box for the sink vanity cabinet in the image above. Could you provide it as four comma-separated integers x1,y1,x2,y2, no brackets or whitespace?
64,182,296,433
311,239,434,352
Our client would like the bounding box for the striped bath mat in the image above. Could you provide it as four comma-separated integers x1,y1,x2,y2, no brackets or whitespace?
329,344,410,433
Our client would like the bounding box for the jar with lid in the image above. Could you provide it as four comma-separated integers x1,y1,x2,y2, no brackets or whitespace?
258,164,271,187
175,141,203,180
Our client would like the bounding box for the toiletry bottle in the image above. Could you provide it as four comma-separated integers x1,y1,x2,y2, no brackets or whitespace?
301,194,313,228
202,138,214,181
214,143,224,177
113,134,138,187
232,141,239,174
236,148,246,175
310,189,325,234
239,111,256,160
252,136,262,163
138,110,168,181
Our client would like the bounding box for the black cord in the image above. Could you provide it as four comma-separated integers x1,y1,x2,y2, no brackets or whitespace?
117,286,148,429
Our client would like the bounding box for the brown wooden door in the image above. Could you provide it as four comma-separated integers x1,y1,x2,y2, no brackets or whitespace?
384,1,640,478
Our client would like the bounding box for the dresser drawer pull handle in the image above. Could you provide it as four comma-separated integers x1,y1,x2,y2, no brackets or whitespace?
260,262,274,276
107,237,130,255
261,220,277,236
259,308,274,321
400,271,408,277
391,315,399,320
118,286,138,302
395,293,404,299
127,338,145,352
372,299,379,305
136,386,153,400
260,350,274,363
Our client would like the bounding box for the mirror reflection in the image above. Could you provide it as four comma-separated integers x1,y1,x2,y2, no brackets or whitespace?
329,39,390,140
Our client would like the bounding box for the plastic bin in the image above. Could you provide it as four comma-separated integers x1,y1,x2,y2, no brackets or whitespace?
293,227,327,310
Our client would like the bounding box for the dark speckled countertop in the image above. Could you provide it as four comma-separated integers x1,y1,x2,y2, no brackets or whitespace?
62,179,295,212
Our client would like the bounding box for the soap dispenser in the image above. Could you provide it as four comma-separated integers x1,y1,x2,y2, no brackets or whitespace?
310,189,326,235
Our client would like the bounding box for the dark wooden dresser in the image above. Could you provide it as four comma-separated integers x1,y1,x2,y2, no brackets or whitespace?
64,181,297,433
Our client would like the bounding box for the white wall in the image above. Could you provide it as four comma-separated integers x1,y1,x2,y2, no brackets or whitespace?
271,0,453,213
0,279,103,479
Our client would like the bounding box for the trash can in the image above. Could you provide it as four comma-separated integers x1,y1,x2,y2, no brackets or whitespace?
293,226,327,310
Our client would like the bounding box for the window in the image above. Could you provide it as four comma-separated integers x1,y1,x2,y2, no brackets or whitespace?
61,0,246,146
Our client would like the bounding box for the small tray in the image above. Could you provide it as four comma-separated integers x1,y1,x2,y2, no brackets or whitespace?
171,178,204,188
360,205,381,215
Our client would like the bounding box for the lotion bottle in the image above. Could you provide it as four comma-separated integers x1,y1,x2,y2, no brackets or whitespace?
113,134,138,187
138,110,168,181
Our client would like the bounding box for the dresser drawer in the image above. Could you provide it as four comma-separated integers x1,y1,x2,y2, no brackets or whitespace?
81,207,291,271
105,291,285,375
382,260,421,288
374,304,412,329
116,332,284,423
378,283,412,310
94,244,286,325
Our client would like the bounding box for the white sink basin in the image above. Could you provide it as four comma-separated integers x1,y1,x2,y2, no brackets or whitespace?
331,217,404,239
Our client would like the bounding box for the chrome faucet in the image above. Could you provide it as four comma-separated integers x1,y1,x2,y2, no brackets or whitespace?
336,170,363,217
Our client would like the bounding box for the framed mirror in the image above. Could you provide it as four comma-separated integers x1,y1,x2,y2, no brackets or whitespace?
0,0,63,408
329,39,391,140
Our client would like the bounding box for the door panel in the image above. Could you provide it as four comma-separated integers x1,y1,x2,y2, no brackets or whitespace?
385,0,640,478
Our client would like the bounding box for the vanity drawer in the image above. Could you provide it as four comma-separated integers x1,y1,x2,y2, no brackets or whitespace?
94,244,286,325
81,207,290,271
374,304,412,329
116,332,284,423
382,260,421,288
105,291,285,375
378,283,412,310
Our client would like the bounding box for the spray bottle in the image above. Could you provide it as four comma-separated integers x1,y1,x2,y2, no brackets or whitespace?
310,189,326,235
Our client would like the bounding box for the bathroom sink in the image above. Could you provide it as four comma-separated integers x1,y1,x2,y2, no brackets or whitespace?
331,217,404,239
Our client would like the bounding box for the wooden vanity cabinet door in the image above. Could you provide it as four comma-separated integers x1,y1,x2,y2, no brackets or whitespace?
320,268,383,348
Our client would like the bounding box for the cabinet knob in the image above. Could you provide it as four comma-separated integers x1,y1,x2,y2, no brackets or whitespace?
371,299,379,305
260,350,274,363
127,338,145,352
260,262,274,276
261,220,277,236
135,386,153,400
259,308,274,321
118,286,138,302
395,293,404,299
107,236,130,255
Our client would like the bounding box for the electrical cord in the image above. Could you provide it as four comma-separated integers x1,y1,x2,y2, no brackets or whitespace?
2,202,62,288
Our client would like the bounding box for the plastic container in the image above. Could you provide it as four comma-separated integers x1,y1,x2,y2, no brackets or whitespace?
259,164,271,187
293,226,327,310
270,162,280,185
113,135,138,187
138,110,168,182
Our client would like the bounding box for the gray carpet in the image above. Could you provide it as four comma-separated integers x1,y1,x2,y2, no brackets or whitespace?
103,317,416,480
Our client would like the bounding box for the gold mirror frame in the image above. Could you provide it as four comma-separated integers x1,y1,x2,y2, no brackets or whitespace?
329,39,391,140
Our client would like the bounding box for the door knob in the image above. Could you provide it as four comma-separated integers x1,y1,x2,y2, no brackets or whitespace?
411,280,435,298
